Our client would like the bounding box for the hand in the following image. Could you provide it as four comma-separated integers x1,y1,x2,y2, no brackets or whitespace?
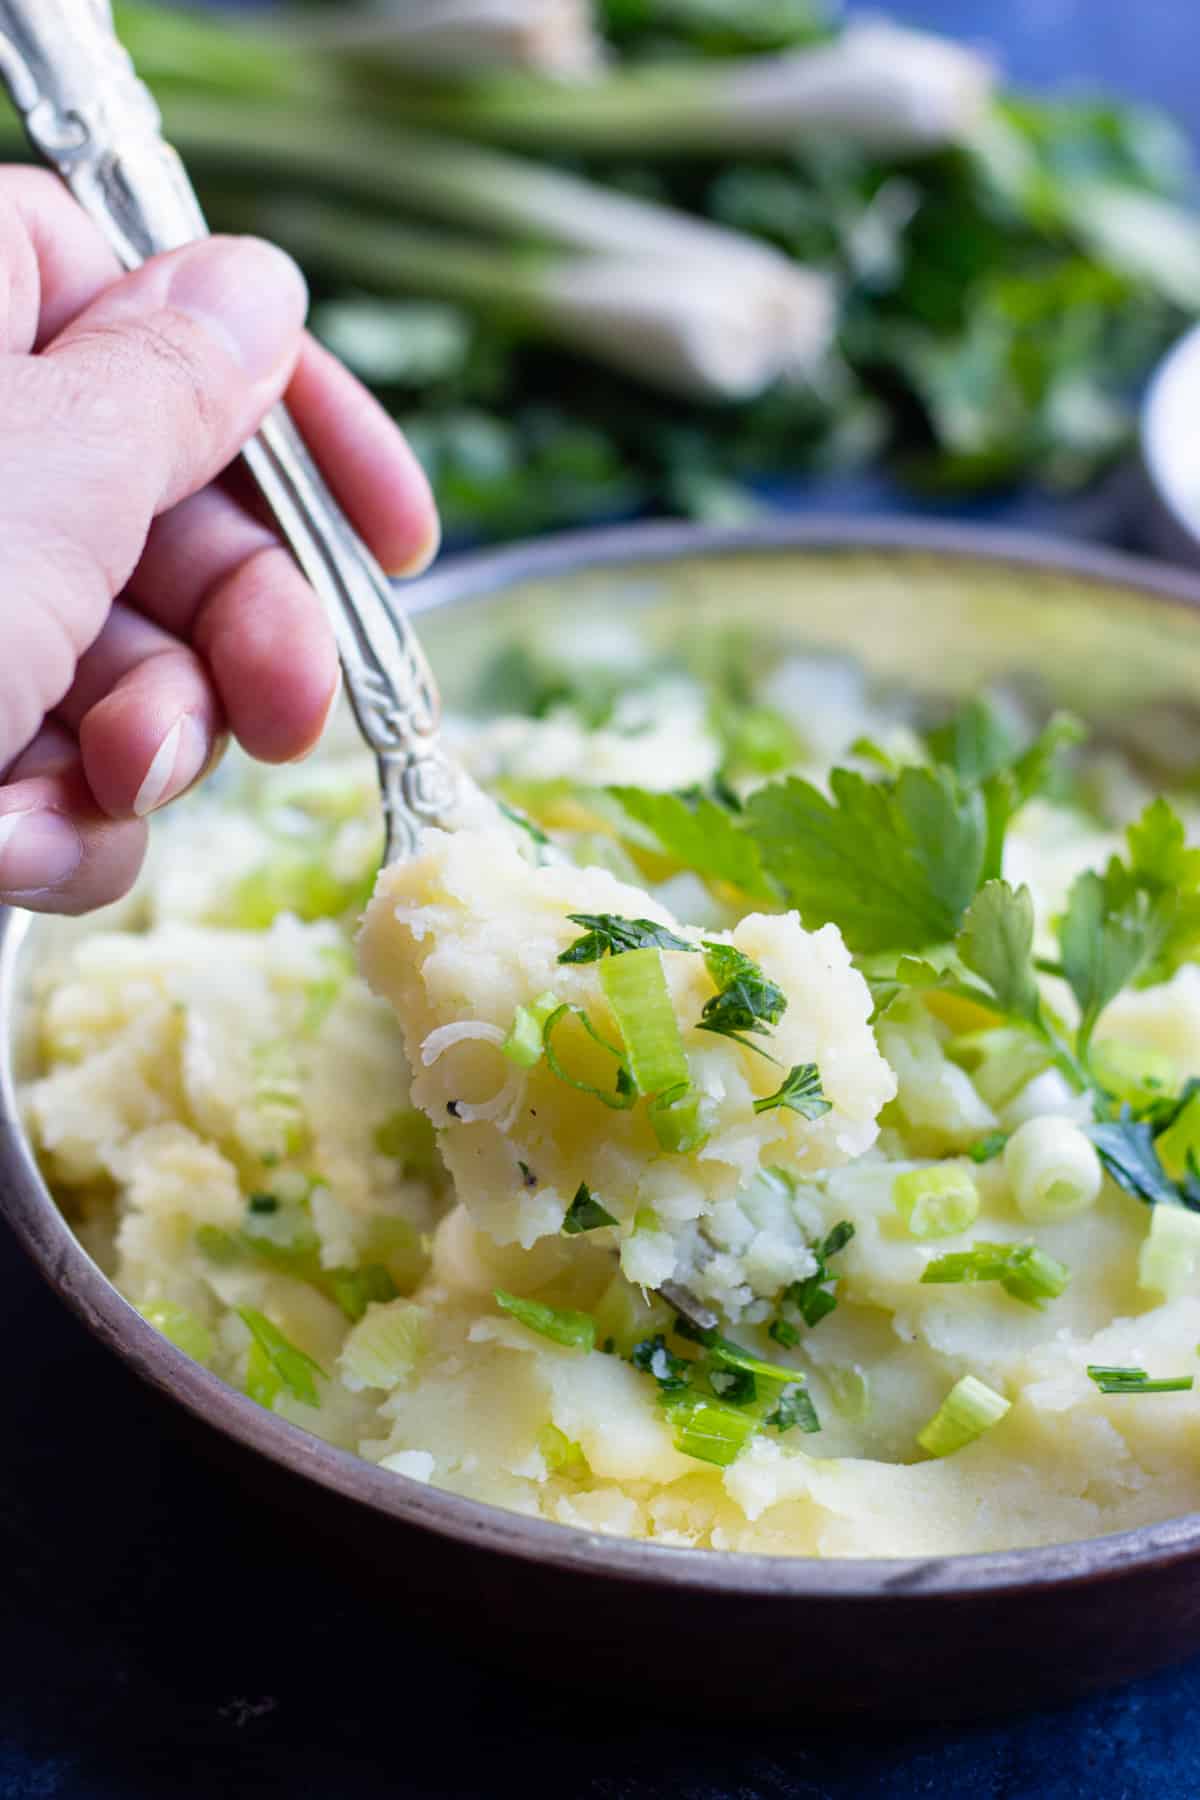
0,168,439,914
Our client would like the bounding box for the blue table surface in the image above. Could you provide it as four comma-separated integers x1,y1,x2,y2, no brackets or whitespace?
6,5,1200,1796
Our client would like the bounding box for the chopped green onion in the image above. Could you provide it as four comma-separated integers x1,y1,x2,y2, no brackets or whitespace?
918,1375,1011,1457
768,1316,801,1349
195,1224,243,1265
327,1263,400,1323
135,1300,215,1366
920,1241,1070,1309
774,1220,855,1331
494,1288,596,1351
237,1307,326,1409
969,1131,1009,1164
1138,1204,1200,1301
827,1365,871,1422
893,1163,980,1240
753,1062,832,1119
599,946,689,1097
1004,1117,1103,1223
648,1081,712,1154
562,1182,618,1234
338,1299,428,1392
502,989,561,1068
707,1336,800,1389
537,1423,589,1475
542,1003,636,1110
665,1394,758,1467
1087,1364,1194,1394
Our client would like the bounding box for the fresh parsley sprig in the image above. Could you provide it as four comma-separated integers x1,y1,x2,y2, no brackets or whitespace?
697,941,787,1055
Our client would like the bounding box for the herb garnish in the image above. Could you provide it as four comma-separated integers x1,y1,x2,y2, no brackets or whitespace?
697,941,787,1055
558,914,696,963
920,1242,1070,1309
753,1062,832,1120
771,1220,856,1336
1087,1364,1195,1395
562,1183,618,1234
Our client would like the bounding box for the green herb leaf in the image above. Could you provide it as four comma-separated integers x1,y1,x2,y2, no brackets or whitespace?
1086,1117,1187,1207
773,1219,855,1332
969,1130,1009,1164
745,766,987,954
562,1182,618,1234
957,880,1043,1027
765,1381,821,1435
610,786,772,898
558,913,696,963
753,1062,832,1120
697,941,787,1054
236,1307,326,1409
1059,867,1168,1056
630,1332,691,1393
494,1289,596,1351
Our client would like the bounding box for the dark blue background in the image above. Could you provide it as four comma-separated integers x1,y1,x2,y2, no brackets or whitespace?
5,4,1200,1795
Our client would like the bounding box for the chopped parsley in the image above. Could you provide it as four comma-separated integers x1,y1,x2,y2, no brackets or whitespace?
765,1382,821,1435
772,1220,856,1334
753,1062,832,1120
558,914,695,963
562,1183,618,1234
630,1333,691,1393
969,1131,1009,1164
697,941,786,1054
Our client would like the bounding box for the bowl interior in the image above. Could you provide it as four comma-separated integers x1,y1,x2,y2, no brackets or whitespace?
8,521,1200,1605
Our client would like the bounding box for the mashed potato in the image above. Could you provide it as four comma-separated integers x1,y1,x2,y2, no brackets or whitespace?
22,633,1200,1556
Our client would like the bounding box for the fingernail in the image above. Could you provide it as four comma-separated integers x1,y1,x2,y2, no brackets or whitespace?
390,515,442,580
133,714,209,817
168,237,308,383
0,810,83,894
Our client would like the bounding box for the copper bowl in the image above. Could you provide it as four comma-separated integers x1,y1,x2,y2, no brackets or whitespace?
7,517,1200,1719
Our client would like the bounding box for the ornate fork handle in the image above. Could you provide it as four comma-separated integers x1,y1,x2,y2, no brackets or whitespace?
0,0,457,864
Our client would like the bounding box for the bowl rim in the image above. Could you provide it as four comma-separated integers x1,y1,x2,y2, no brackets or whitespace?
9,512,1200,1605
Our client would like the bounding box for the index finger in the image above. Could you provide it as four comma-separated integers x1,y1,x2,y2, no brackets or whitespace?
0,166,123,352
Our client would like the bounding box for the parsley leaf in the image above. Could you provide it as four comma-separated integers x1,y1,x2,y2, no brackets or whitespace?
957,880,1043,1027
558,913,696,963
630,1333,691,1393
765,1382,821,1435
927,702,1085,881
697,941,787,1054
745,766,987,954
773,1220,855,1333
753,1063,832,1120
1086,1117,1189,1208
562,1182,618,1234
1059,867,1168,1056
610,786,772,900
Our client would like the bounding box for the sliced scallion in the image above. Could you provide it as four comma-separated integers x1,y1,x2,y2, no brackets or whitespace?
893,1163,980,1240
665,1394,758,1467
502,989,561,1068
599,946,689,1098
494,1288,596,1351
1087,1364,1194,1395
917,1374,1010,1457
920,1241,1069,1309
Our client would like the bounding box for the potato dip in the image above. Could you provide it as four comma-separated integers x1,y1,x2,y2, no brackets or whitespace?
24,618,1200,1557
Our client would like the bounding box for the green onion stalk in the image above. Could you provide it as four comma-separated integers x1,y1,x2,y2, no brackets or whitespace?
113,3,991,158
240,192,835,400
377,20,995,155
275,0,606,79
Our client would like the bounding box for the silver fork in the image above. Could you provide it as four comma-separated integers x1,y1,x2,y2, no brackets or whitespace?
0,0,458,869
0,0,718,1337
